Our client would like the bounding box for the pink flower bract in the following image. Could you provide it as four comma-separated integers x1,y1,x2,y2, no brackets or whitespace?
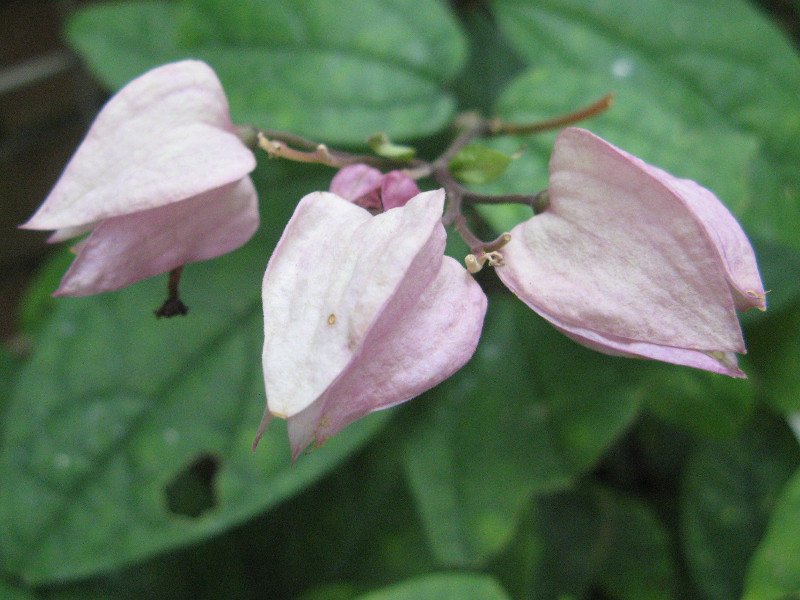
257,189,487,459
496,127,765,377
21,60,258,296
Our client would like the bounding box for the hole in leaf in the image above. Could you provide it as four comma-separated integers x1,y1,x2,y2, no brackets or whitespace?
165,453,220,518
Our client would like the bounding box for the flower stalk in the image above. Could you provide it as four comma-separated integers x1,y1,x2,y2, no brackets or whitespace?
253,93,615,258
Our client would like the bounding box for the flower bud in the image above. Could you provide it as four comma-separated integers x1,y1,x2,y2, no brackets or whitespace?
329,163,420,211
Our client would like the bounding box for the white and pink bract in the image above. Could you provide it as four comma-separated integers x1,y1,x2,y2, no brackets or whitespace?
257,190,487,459
497,127,766,378
21,60,259,296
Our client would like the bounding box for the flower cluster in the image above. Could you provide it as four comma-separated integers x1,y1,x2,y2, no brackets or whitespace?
24,61,765,457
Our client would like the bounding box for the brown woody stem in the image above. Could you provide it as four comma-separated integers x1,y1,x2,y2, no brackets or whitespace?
252,93,609,256
489,93,615,136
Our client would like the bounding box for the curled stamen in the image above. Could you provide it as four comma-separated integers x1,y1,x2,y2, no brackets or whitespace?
484,250,505,267
465,247,509,274
464,231,512,273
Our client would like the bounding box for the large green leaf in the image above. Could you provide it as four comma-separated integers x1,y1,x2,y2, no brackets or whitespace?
66,0,466,144
746,299,800,414
491,485,675,600
743,465,800,600
0,346,20,429
50,446,430,600
490,488,600,600
641,365,755,440
0,578,35,600
0,163,391,584
178,0,465,81
597,488,677,600
741,235,800,316
68,2,182,80
680,414,800,600
353,573,511,600
402,295,643,565
488,0,800,250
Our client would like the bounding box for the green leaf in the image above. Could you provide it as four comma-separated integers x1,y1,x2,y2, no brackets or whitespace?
354,573,511,600
680,413,800,600
76,444,431,600
598,488,677,600
16,249,77,338
449,4,526,115
490,487,601,600
0,163,392,585
0,578,35,600
402,295,643,565
66,2,183,82
527,490,603,599
493,66,758,213
743,235,800,317
239,444,435,593
0,345,21,429
642,365,755,439
497,485,677,600
179,0,465,80
449,144,515,185
67,0,466,143
743,465,800,600
746,299,800,414
489,0,800,249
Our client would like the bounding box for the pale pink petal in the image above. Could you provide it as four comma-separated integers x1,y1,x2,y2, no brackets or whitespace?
597,138,765,311
497,127,746,374
642,168,765,311
54,177,258,296
22,60,255,231
380,171,421,210
47,222,97,243
261,190,447,421
329,164,383,208
545,312,746,378
285,255,486,459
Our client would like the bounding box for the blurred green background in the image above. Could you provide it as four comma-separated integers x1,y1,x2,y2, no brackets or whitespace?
2,1,800,599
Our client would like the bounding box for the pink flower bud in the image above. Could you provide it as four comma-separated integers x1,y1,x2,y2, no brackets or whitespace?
496,127,765,377
380,170,422,210
329,164,384,209
257,189,486,459
329,163,420,211
21,60,258,296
